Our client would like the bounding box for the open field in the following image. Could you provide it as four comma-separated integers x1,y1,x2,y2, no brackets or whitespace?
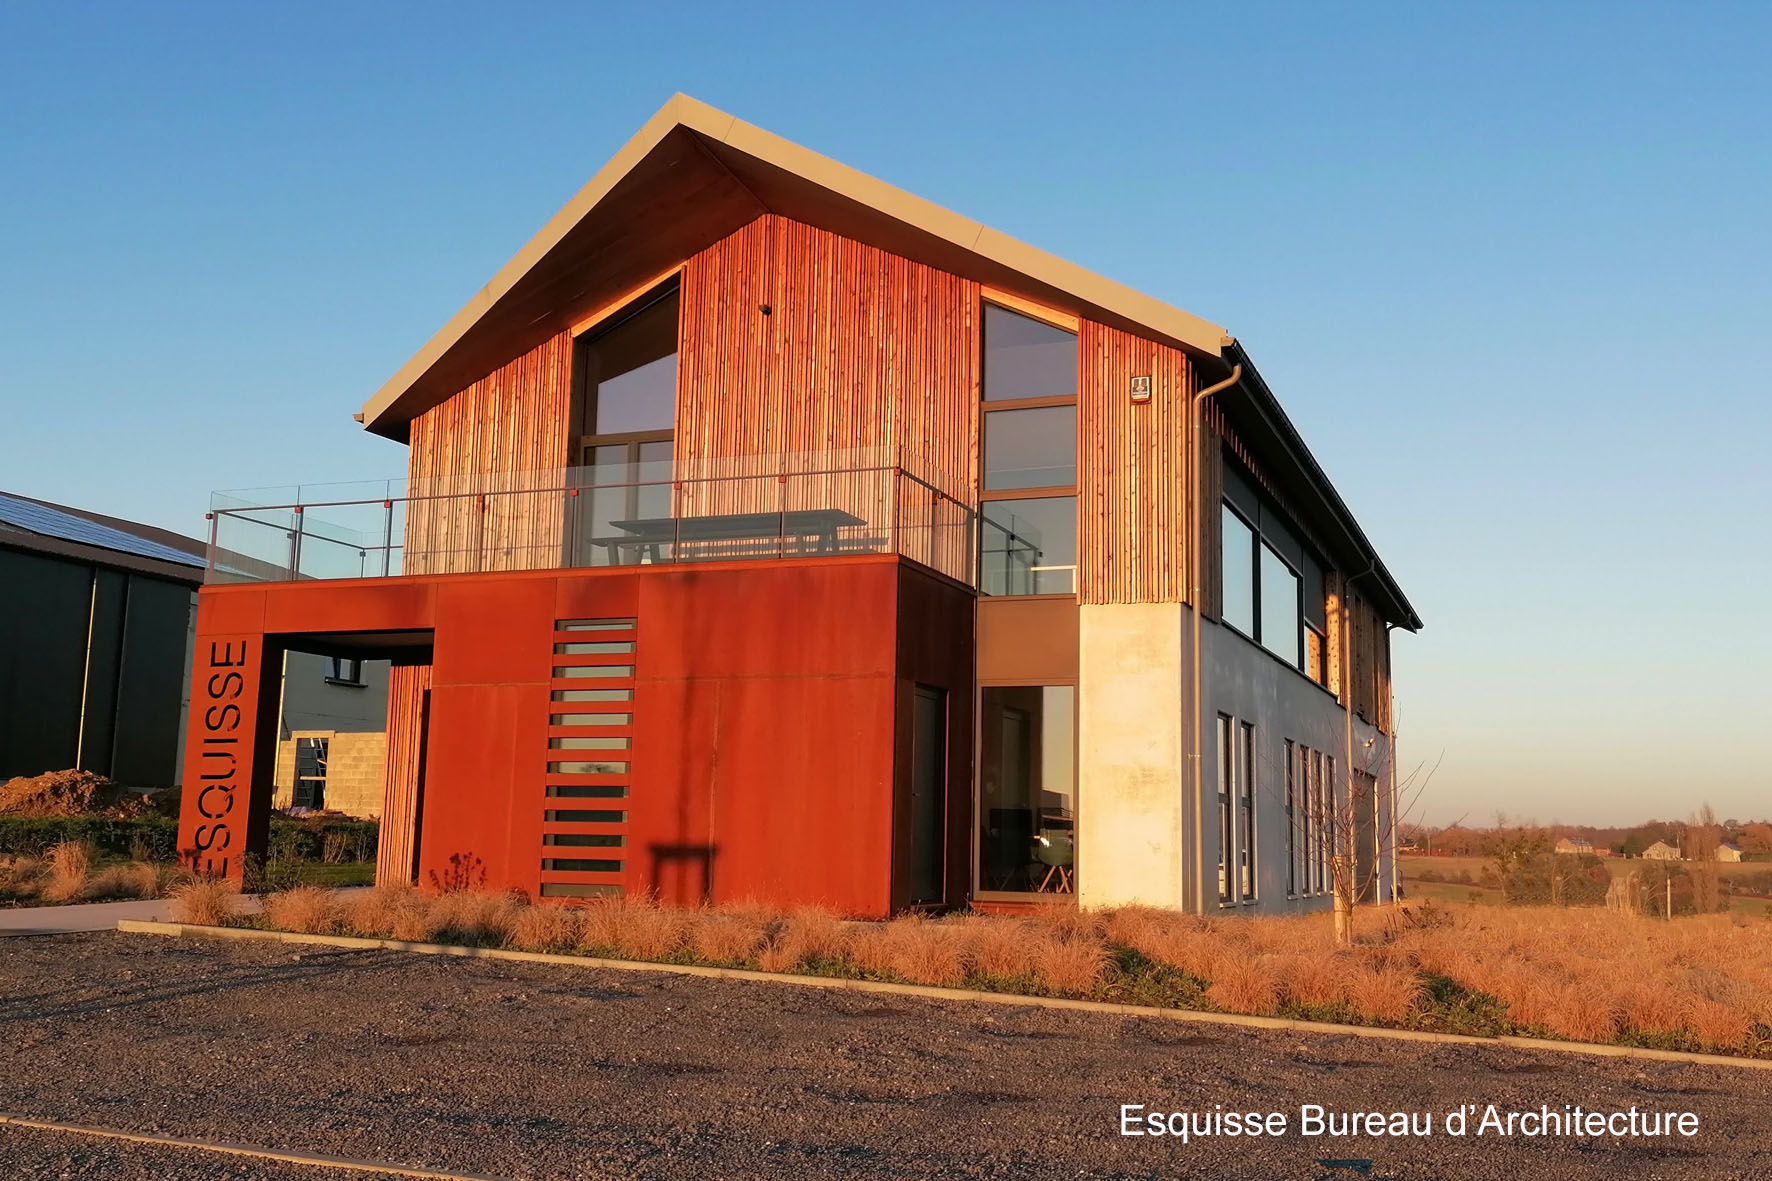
1400,855,1772,916
3,931,1770,1179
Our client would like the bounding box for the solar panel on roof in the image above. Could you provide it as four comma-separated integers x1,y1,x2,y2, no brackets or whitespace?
0,493,206,568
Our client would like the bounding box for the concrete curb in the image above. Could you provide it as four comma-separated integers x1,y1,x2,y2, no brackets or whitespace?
0,1111,514,1180
116,919,1772,1073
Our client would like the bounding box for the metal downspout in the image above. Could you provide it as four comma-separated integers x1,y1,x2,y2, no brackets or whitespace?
1189,357,1241,914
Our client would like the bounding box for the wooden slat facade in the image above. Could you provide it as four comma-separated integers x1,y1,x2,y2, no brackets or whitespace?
1077,323,1196,604
676,214,980,567
403,331,574,575
377,662,431,885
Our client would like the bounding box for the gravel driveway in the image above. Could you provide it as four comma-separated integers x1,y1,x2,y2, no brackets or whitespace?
1,932,1768,1179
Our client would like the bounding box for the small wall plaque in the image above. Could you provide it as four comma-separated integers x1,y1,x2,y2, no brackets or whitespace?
1130,375,1152,403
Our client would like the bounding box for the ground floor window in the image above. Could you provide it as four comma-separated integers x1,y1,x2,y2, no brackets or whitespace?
293,736,328,810
1290,743,1337,897
977,685,1075,893
1218,716,1257,905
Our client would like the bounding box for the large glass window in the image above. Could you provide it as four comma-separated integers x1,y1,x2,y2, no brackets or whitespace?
1219,460,1328,685
1221,505,1256,636
983,405,1078,491
580,285,679,437
575,283,679,566
983,304,1077,401
981,497,1076,595
977,685,1076,894
980,305,1077,597
1259,543,1302,667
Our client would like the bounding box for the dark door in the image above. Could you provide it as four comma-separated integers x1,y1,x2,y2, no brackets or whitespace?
909,685,948,905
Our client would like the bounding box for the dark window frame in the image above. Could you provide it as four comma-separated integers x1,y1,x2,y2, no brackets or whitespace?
1238,720,1257,904
1218,461,1332,689
979,300,1078,598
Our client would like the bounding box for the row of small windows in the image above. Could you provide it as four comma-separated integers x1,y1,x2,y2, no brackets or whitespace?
1216,715,1256,906
1285,740,1338,898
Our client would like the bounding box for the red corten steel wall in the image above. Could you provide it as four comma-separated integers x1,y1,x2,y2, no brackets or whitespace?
175,554,971,917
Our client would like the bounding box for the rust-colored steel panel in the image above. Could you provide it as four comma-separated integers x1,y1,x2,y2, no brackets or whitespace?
417,682,544,894
261,579,435,635
1077,320,1196,605
195,586,268,635
176,633,280,881
431,576,557,687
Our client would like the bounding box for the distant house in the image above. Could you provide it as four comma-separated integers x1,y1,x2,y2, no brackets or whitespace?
1715,843,1744,863
1554,837,1594,856
0,491,205,787
1642,840,1682,861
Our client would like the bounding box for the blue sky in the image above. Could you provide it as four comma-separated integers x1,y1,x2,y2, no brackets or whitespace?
1,2,1766,825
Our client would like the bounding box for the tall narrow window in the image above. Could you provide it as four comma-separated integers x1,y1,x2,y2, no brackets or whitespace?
1239,721,1256,902
977,685,1076,895
1284,740,1298,896
1309,750,1324,894
1324,755,1338,895
980,304,1077,596
576,282,679,566
1217,714,1233,904
293,737,328,811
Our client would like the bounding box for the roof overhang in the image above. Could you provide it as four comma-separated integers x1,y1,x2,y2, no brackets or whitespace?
358,94,1229,439
1214,342,1422,631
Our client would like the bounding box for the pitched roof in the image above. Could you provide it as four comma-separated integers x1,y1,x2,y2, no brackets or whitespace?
356,95,1422,630
0,491,207,583
358,93,1228,438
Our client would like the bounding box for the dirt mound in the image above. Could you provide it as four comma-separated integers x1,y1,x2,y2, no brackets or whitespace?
0,769,156,818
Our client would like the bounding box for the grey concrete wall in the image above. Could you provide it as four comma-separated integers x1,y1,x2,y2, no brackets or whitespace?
1075,602,1397,916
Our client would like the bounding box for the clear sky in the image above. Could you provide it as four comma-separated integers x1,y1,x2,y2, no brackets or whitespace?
2,3,1767,826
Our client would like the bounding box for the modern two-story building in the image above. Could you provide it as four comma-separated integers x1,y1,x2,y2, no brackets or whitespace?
178,96,1420,917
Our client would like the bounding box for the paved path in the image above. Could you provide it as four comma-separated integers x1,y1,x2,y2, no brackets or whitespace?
0,896,262,936
1,931,1767,1179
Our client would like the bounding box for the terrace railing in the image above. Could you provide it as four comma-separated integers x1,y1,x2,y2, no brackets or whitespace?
206,451,977,589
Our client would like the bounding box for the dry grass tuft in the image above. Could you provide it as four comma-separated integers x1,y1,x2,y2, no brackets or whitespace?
1027,898,1100,941
81,861,164,901
1204,955,1280,1015
690,909,769,965
958,916,1037,980
579,896,684,961
1030,933,1110,996
341,885,424,938
0,855,46,898
264,886,342,935
757,908,848,973
42,840,94,902
1282,950,1353,1010
428,889,522,943
1348,964,1426,1023
505,903,583,953
171,877,239,926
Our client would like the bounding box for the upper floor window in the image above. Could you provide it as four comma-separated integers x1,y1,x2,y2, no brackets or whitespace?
1220,461,1329,687
980,304,1077,596
324,657,363,686
577,282,679,445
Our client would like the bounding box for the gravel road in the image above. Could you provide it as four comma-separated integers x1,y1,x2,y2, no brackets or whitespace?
1,932,1768,1179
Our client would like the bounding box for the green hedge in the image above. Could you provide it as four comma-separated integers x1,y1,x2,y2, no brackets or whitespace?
0,816,377,863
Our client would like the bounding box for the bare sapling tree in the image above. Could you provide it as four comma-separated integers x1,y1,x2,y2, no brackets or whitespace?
1288,721,1440,948
1688,802,1723,915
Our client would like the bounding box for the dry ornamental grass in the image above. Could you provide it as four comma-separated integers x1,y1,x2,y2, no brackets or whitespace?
237,886,1772,1059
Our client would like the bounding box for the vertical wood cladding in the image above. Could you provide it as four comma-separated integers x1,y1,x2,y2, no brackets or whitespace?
377,662,430,885
1077,323,1196,604
676,215,980,503
404,332,574,574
